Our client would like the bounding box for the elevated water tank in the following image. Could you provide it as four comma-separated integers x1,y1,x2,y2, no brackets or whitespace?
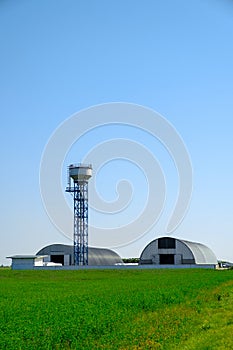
68,164,92,182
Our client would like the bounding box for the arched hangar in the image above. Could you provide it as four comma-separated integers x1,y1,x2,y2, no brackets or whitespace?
139,237,217,267
36,244,123,266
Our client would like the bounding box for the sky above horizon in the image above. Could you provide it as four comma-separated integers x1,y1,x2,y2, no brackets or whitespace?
1,0,233,265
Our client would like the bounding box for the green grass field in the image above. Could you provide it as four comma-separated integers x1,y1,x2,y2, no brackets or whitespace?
1,268,233,349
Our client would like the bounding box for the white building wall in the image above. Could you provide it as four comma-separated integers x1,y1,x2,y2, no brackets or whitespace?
34,257,44,266
12,258,35,270
174,254,182,264
64,255,70,266
140,239,195,264
175,241,194,262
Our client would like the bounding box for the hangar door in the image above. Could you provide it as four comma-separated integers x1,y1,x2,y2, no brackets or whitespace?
160,254,174,264
50,254,71,265
51,255,64,265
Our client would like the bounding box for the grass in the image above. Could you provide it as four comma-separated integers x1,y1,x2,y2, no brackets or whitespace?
0,268,233,349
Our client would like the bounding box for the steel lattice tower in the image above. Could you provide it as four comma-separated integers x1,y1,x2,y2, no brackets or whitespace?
66,164,92,265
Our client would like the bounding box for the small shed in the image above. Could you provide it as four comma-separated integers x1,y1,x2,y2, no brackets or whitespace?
7,255,46,270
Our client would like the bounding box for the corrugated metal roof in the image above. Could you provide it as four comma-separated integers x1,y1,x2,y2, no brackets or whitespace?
36,244,123,266
180,239,217,264
140,237,217,265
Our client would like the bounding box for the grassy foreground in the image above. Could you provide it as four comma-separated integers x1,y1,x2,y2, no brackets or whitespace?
1,268,233,349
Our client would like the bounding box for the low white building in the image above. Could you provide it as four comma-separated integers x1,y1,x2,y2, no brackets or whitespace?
7,255,46,270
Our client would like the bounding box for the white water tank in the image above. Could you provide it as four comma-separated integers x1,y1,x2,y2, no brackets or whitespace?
69,164,92,182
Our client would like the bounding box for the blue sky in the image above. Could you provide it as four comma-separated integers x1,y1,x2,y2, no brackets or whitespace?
1,0,233,265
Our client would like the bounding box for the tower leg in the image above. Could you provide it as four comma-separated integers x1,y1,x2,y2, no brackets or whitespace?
74,181,88,265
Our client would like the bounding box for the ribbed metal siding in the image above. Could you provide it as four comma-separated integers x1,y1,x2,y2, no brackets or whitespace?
36,244,123,266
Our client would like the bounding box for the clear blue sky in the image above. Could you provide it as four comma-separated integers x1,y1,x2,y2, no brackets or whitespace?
1,0,233,265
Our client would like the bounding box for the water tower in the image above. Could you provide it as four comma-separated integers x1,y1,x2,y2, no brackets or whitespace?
66,164,92,265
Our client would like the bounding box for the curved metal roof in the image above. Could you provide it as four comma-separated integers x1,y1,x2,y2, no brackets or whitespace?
36,244,123,266
180,239,217,264
140,237,217,265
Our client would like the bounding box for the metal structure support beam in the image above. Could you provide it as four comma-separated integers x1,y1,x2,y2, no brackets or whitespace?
66,164,92,266
73,181,88,265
